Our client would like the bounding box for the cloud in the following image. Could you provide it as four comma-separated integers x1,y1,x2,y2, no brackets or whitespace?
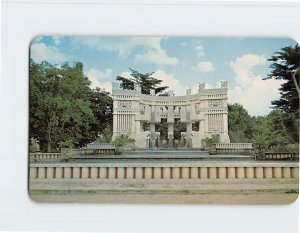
86,68,113,92
229,54,284,116
30,42,67,63
195,45,205,57
198,61,215,72
181,42,188,46
152,69,187,95
71,37,178,65
135,48,179,65
52,36,62,45
116,69,217,96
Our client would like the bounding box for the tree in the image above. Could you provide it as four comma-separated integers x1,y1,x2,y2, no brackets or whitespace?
116,68,169,95
82,87,113,145
227,103,253,142
30,60,96,151
265,44,300,142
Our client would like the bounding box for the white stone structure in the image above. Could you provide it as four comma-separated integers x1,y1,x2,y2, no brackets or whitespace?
112,82,230,149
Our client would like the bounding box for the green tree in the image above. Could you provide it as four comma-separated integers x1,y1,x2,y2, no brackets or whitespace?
227,103,253,142
265,44,300,142
82,87,113,145
30,60,94,151
116,68,169,95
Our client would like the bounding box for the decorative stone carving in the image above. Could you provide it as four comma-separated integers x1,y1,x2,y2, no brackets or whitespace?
221,80,228,88
140,103,146,114
208,99,223,107
112,82,120,93
150,89,155,96
186,88,192,96
198,82,205,92
117,101,132,108
195,103,200,114
134,83,141,92
166,90,175,96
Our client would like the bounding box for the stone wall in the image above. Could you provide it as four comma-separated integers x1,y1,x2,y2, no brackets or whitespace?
29,162,299,180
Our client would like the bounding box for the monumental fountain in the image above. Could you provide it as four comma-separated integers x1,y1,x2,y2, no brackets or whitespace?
112,81,230,149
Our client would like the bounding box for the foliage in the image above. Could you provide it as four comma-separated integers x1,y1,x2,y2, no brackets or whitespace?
29,60,113,152
116,68,169,95
112,134,135,148
227,103,253,143
58,139,74,149
203,134,220,147
265,44,300,142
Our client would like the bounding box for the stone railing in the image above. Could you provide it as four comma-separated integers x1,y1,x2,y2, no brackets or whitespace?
30,153,61,162
256,152,299,161
216,143,253,149
86,143,115,150
29,161,299,180
210,143,254,155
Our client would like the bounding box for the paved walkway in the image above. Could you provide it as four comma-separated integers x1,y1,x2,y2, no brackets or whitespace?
29,178,299,204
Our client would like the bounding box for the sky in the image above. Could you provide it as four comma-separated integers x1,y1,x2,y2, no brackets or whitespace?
30,36,297,116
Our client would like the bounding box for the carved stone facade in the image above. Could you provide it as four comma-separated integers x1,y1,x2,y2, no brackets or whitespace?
112,83,230,149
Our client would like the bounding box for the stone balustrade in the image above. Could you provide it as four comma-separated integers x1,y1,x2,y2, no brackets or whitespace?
211,143,254,155
215,143,253,149
86,143,115,150
257,152,299,161
29,162,299,180
30,153,61,161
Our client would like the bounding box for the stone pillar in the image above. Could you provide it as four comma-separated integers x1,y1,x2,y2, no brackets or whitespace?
73,167,80,179
204,114,209,133
82,167,89,179
274,167,282,178
172,167,180,179
154,167,161,179
255,167,264,178
168,123,174,148
223,114,228,133
265,167,273,178
237,167,245,179
108,167,115,179
282,167,291,178
163,167,171,179
90,167,98,178
99,167,107,179
246,167,254,179
291,167,299,178
46,167,54,179
209,167,217,179
191,167,198,179
218,167,226,179
135,167,143,179
126,167,134,179
30,167,37,179
228,167,235,179
113,113,118,135
145,167,152,179
64,167,71,179
200,167,208,179
182,167,189,179
55,167,63,179
149,123,156,148
38,167,46,179
117,167,125,179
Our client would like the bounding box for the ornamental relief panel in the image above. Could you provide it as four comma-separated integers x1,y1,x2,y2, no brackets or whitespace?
117,101,132,108
208,100,223,107
194,103,200,114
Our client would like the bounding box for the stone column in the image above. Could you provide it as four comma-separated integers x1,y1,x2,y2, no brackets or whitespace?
150,123,156,148
168,123,174,148
223,113,228,133
186,122,192,148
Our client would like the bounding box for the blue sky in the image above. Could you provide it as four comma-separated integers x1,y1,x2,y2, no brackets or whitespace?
30,36,297,116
